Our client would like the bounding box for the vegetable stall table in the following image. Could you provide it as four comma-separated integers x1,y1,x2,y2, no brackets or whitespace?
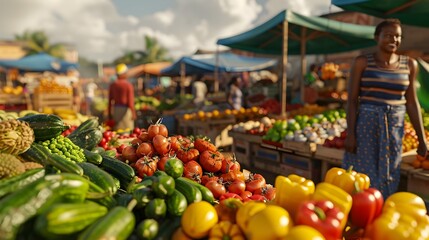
177,117,236,149
228,131,263,168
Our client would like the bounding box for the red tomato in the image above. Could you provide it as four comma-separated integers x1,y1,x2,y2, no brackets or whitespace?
135,156,158,177
253,185,276,201
220,159,231,174
183,160,203,181
136,142,154,157
130,138,142,145
157,155,170,171
246,174,266,193
219,193,242,201
240,191,253,200
176,148,199,163
205,180,226,199
249,194,266,202
138,132,150,142
228,180,246,195
147,120,168,139
201,173,219,186
152,135,170,155
199,150,223,173
133,127,142,135
99,138,107,146
116,144,127,154
194,138,217,153
169,136,181,152
121,145,139,162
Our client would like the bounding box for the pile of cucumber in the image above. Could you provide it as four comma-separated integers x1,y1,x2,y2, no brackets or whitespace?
0,114,217,240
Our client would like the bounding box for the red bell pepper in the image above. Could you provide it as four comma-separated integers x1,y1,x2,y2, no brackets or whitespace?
349,185,384,228
295,200,344,240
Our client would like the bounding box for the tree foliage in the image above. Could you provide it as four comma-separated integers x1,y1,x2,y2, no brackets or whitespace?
15,30,66,59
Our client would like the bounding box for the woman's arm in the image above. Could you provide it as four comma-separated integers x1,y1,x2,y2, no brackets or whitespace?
405,57,428,156
345,55,366,153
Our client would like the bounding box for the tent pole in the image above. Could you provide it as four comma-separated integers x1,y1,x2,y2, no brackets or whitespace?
300,27,307,104
281,19,289,118
214,46,219,93
180,62,186,96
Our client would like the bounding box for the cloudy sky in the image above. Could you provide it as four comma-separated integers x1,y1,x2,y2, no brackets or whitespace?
1,0,342,63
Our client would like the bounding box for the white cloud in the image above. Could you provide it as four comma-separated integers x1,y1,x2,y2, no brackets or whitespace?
0,0,339,63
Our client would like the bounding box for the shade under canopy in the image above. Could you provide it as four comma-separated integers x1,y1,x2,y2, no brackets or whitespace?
0,53,78,73
332,0,429,28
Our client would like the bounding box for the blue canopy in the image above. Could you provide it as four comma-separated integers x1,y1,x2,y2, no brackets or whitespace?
160,52,278,76
0,53,78,73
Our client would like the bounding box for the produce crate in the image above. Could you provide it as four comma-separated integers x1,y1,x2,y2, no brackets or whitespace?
254,160,283,175
229,131,263,168
253,144,281,163
314,145,345,161
33,93,73,112
406,169,429,200
0,93,31,110
281,140,316,157
280,152,322,182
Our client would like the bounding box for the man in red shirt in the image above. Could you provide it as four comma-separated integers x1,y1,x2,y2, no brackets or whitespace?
108,63,136,131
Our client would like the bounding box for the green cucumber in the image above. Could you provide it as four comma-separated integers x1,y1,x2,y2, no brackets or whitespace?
78,206,135,240
34,202,108,239
152,175,175,198
0,173,90,240
68,118,99,138
20,143,83,176
100,155,135,189
83,149,103,165
144,198,167,219
155,217,181,240
87,181,117,209
132,187,155,208
178,177,215,204
0,168,45,198
18,114,69,141
127,177,153,193
67,128,103,150
135,219,158,240
174,177,202,204
78,162,117,195
166,189,188,216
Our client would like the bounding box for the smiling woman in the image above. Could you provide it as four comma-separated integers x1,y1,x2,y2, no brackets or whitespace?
343,18,429,200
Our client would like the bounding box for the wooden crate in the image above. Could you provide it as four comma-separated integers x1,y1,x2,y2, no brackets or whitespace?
33,93,73,111
407,169,429,200
281,141,316,157
0,93,31,110
280,152,322,182
253,144,281,163
314,145,345,161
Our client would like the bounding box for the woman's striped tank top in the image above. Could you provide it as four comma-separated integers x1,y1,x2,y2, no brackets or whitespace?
359,54,410,105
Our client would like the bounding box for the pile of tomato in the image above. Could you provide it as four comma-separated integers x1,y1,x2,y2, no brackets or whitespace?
117,119,276,202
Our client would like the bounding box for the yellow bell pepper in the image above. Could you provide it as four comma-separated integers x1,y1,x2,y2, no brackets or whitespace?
312,182,352,230
365,192,429,240
285,225,326,240
209,221,245,240
324,166,370,194
274,174,315,219
236,201,266,233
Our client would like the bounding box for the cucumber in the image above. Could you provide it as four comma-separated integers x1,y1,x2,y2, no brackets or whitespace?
144,198,167,219
18,114,69,141
178,177,215,204
68,118,99,138
0,173,90,240
34,202,108,239
78,206,135,240
83,149,103,165
0,168,45,198
155,217,181,240
78,162,117,195
132,187,155,208
100,155,135,189
135,219,158,240
174,178,202,204
67,128,103,150
20,143,83,176
166,189,188,216
87,181,117,209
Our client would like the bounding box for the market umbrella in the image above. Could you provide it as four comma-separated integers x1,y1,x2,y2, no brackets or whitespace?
0,53,78,73
217,9,376,116
331,0,429,28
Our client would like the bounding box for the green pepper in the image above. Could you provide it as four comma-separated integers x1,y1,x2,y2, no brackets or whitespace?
152,175,175,198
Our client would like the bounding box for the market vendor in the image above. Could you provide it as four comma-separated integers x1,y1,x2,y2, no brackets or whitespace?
303,64,324,104
107,63,136,131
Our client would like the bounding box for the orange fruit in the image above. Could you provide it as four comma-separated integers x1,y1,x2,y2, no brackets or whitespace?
412,159,422,169
422,160,429,170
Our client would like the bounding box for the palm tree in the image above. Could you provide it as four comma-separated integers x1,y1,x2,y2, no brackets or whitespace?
15,30,66,59
113,35,172,65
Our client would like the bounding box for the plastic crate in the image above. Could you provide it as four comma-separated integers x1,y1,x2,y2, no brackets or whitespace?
253,144,281,163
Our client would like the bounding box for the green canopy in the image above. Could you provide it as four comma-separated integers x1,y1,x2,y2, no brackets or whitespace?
332,0,429,28
217,9,376,116
417,59,429,110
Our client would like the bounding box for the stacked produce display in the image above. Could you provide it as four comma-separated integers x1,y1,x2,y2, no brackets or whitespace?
0,112,429,240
